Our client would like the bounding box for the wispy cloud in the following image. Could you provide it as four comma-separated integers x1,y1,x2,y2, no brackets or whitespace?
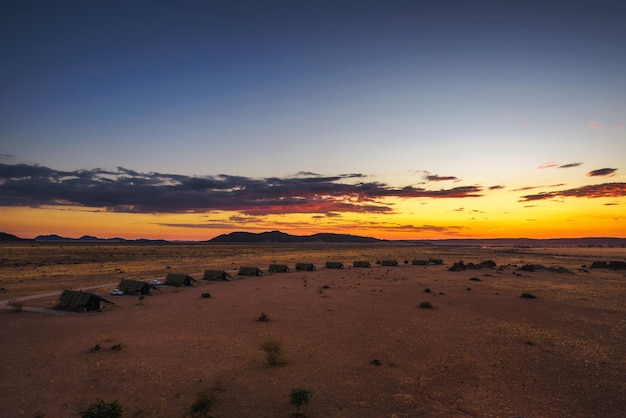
589,121,603,129
520,182,626,202
588,168,617,177
512,183,565,192
540,161,582,169
539,162,558,169
0,164,483,215
558,162,582,169
489,185,505,190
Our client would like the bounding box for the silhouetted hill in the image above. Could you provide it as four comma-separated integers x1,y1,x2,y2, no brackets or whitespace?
207,231,384,244
0,232,31,242
409,237,626,247
33,234,167,243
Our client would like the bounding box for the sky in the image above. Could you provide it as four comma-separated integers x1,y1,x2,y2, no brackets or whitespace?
1,0,625,240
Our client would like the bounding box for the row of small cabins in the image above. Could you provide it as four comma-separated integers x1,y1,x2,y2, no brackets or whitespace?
55,258,445,312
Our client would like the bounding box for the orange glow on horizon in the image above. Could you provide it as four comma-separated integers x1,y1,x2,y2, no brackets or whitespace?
2,198,624,241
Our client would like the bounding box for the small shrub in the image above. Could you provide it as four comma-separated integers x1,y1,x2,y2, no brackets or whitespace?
8,299,24,312
91,343,102,352
111,343,122,351
190,393,216,417
290,387,312,417
260,338,284,365
520,293,537,299
258,312,270,322
201,292,211,298
419,301,433,309
79,399,123,418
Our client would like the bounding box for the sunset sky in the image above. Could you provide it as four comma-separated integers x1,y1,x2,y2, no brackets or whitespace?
1,1,625,240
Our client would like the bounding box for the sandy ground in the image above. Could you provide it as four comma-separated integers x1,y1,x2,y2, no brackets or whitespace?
1,244,625,417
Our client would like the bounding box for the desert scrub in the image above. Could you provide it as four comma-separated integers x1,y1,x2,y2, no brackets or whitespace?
419,301,433,309
258,312,269,322
79,399,123,418
260,337,285,365
201,292,211,298
290,387,312,417
190,392,216,417
8,299,24,312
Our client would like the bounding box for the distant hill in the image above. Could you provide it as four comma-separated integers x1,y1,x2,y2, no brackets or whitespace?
207,231,384,244
33,234,167,243
410,237,626,247
0,232,32,242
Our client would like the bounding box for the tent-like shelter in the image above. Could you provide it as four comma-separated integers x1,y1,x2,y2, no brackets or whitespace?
268,264,290,273
238,266,263,276
117,279,155,295
295,262,316,271
203,270,232,281
165,273,197,287
55,290,114,312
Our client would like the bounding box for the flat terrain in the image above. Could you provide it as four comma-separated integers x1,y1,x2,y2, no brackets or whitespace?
1,243,625,417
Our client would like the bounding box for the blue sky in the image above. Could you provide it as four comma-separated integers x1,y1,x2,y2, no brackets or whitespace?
1,1,625,239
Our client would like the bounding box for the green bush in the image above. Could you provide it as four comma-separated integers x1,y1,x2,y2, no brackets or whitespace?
79,399,123,418
290,388,312,416
260,338,284,365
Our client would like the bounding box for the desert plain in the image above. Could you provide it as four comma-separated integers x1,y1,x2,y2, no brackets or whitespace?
1,242,625,418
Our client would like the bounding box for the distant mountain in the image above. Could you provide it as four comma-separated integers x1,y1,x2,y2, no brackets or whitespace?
207,230,384,244
0,232,32,242
411,237,626,247
33,234,167,243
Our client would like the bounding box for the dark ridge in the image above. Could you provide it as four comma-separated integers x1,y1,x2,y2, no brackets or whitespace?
207,230,384,244
0,232,32,242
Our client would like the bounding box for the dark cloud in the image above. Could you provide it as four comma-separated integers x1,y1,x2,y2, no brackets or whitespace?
558,162,582,169
540,162,582,169
520,182,626,202
424,173,459,182
587,168,617,177
0,164,484,215
489,185,505,190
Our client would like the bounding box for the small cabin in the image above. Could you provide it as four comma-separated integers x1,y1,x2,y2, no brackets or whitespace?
353,261,372,268
325,261,345,269
381,260,399,267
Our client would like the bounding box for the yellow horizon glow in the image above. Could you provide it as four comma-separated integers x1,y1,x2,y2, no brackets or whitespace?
2,196,624,241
